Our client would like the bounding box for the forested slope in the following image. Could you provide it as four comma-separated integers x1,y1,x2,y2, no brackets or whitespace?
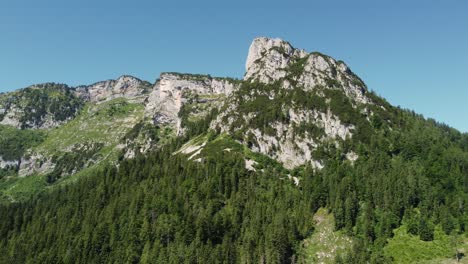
1,104,467,263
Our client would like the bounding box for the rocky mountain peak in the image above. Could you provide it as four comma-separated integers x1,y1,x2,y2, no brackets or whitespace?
244,37,369,104
244,37,306,81
144,72,240,134
74,75,151,103
208,37,380,169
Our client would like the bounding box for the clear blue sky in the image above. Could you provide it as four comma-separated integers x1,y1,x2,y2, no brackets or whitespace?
1,0,467,132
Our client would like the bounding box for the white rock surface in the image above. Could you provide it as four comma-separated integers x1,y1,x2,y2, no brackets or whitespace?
74,75,148,103
287,174,300,186
18,153,55,177
2,37,373,178
245,159,257,171
0,158,18,169
245,37,308,83
211,106,353,169
0,100,71,129
144,73,238,134
244,37,370,104
206,37,372,169
174,139,207,161
346,151,359,163
0,105,22,127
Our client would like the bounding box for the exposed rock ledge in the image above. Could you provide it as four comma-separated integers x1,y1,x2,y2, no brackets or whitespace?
144,73,239,134
74,75,150,103
245,37,370,105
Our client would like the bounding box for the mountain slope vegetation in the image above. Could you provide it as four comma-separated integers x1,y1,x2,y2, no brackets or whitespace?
0,37,466,263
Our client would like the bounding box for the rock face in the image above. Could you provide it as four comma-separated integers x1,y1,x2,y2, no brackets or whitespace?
0,73,239,177
18,153,54,177
0,105,22,128
0,158,18,170
74,75,150,103
245,37,370,104
211,106,354,169
0,83,84,129
145,73,238,134
0,76,150,129
211,37,370,169
245,37,307,82
1,36,373,178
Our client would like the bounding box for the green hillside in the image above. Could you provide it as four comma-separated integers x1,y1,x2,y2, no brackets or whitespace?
0,97,161,201
0,93,466,262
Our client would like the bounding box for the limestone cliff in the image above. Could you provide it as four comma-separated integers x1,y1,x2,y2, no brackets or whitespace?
211,37,376,169
74,75,151,103
144,73,239,134
245,37,370,104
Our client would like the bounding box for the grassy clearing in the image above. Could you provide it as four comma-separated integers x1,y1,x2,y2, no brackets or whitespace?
384,225,468,263
176,133,287,173
0,98,148,202
37,98,145,155
299,207,354,264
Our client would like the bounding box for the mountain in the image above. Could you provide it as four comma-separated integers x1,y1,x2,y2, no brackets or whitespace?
0,73,237,182
211,37,371,169
0,37,467,263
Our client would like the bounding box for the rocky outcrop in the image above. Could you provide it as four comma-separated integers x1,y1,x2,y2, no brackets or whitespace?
0,105,22,128
245,37,307,82
0,158,18,169
18,153,55,177
144,73,239,134
74,75,150,103
0,83,84,129
0,76,151,129
245,37,370,104
209,37,367,169
1,73,239,177
211,107,353,169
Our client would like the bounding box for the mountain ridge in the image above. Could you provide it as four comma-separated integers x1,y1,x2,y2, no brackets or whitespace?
0,37,467,263
0,37,465,177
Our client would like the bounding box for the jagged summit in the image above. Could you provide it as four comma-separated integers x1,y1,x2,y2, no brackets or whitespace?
244,37,370,104
144,72,239,135
74,75,152,103
245,37,303,79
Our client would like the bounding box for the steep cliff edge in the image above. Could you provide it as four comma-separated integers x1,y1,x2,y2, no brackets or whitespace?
211,37,375,169
245,37,370,104
74,75,152,103
144,73,239,134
